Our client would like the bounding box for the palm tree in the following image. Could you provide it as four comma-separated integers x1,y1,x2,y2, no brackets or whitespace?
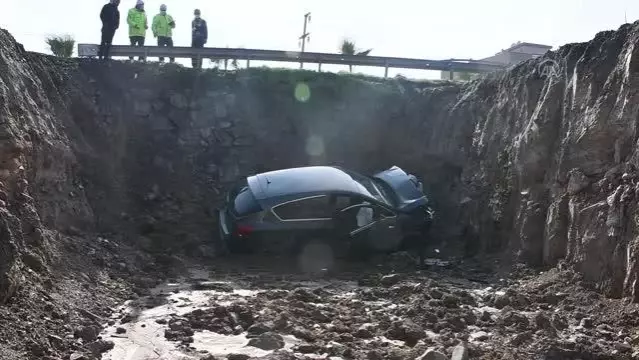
45,35,75,58
339,39,372,73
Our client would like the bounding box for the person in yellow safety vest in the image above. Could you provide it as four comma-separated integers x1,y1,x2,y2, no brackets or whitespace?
127,0,148,61
152,4,176,63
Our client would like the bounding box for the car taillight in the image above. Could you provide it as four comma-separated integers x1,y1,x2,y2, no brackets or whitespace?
235,225,253,237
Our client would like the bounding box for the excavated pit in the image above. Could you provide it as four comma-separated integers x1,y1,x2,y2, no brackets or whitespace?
4,21,639,360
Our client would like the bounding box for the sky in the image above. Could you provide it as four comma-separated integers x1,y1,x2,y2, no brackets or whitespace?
2,0,637,78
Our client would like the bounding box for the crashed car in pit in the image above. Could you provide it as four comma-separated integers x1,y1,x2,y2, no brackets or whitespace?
216,165,434,259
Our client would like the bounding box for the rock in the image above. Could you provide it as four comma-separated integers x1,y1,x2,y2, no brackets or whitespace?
254,351,297,360
534,312,553,330
480,311,492,322
325,341,348,356
580,318,594,329
247,323,272,338
247,332,285,350
191,281,233,292
415,349,448,360
429,288,444,300
156,318,168,325
442,295,460,308
295,344,321,353
493,294,511,309
451,344,469,360
310,308,330,323
380,274,402,287
133,101,152,116
169,320,186,331
291,327,315,342
551,313,568,330
367,349,384,360
289,288,321,303
273,313,289,330
170,93,188,109
387,319,426,346
69,353,87,360
499,310,529,329
615,342,632,353
227,354,250,360
568,169,590,195
510,331,533,346
74,325,98,342
115,327,126,334
355,323,376,339
470,331,490,341
86,340,115,355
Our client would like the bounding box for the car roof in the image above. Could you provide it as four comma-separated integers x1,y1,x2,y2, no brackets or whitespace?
247,166,369,202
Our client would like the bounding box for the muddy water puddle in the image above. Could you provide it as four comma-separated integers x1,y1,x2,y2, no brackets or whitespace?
101,268,265,360
100,268,353,360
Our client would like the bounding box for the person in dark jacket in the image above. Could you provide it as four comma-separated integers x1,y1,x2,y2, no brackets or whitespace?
191,9,208,69
98,0,121,60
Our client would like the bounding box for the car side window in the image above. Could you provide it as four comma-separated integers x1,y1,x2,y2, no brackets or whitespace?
273,195,332,220
329,195,354,212
337,202,395,233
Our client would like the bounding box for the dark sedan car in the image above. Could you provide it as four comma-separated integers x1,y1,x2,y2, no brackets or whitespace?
217,165,434,260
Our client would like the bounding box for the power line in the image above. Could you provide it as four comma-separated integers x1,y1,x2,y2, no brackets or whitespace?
298,12,311,69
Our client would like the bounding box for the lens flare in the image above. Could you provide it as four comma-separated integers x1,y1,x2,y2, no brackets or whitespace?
305,135,325,157
294,83,311,103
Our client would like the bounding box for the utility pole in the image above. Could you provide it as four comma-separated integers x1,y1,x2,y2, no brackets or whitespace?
299,12,311,69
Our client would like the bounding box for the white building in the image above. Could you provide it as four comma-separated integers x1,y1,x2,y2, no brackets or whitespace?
440,41,552,80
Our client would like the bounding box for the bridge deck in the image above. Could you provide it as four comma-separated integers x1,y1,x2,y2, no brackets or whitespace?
77,44,507,77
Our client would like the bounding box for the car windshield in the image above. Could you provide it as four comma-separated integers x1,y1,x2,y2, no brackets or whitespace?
345,171,392,206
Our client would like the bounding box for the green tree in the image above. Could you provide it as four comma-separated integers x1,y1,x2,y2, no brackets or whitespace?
339,39,372,73
45,35,75,58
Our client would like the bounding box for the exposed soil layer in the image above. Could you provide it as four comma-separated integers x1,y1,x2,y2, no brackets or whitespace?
4,19,639,360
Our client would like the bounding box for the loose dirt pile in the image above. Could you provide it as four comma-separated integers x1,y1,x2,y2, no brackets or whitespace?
99,255,639,360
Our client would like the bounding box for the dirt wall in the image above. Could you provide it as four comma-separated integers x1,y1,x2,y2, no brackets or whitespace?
3,22,639,304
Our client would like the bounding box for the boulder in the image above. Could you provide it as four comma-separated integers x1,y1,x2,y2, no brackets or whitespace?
415,349,448,360
246,332,285,350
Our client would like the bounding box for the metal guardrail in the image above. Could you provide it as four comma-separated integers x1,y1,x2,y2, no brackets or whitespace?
78,44,506,77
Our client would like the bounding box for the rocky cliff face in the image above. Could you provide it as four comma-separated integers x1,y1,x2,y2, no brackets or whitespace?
443,24,639,300
2,22,639,307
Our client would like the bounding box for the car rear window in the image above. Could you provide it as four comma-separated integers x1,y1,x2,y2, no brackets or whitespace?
233,186,262,216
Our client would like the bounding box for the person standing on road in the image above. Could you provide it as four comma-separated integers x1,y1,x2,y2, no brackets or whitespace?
127,0,148,61
98,0,121,61
152,4,176,63
191,9,208,69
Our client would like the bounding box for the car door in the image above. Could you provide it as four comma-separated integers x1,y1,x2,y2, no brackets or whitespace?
335,201,403,253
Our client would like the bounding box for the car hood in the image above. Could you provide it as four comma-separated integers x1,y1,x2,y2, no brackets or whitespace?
374,166,429,211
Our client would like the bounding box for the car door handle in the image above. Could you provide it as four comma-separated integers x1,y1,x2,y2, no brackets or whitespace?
388,225,395,229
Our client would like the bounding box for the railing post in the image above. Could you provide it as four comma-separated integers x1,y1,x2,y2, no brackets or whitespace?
318,63,322,72
384,63,389,78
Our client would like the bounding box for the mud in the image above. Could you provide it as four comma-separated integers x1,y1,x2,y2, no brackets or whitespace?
95,255,639,360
